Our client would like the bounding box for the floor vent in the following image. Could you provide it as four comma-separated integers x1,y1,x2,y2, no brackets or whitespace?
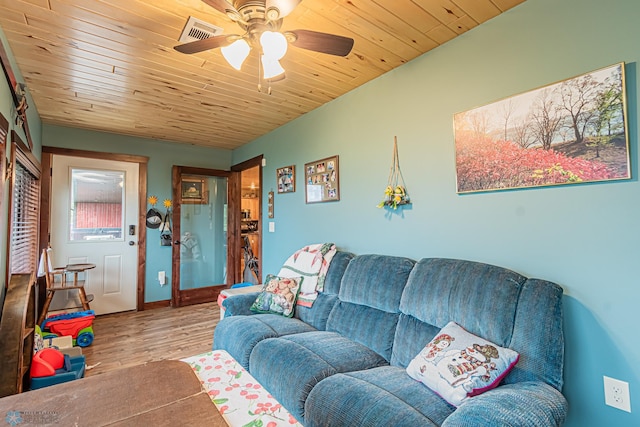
178,16,224,43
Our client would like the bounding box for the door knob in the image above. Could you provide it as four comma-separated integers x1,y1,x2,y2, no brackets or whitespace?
128,241,135,246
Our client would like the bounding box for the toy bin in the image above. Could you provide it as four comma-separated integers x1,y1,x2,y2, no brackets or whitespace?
30,348,86,390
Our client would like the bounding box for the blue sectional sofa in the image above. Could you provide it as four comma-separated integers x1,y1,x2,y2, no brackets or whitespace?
214,253,568,426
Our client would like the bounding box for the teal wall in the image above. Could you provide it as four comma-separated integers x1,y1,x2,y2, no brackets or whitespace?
0,25,42,308
42,125,232,303
232,0,640,425
2,0,639,424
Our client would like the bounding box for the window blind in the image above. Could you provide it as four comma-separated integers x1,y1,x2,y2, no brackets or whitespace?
9,144,41,275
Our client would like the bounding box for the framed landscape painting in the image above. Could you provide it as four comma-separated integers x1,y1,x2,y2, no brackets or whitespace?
454,63,629,193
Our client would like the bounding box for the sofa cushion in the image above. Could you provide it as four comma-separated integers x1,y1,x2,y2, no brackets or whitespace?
392,313,442,368
396,258,565,392
327,254,415,361
394,258,525,367
213,315,316,370
293,251,354,330
406,321,520,407
304,366,454,427
249,331,389,422
336,254,415,311
213,252,354,372
400,258,525,339
328,301,402,361
250,275,302,317
506,278,564,389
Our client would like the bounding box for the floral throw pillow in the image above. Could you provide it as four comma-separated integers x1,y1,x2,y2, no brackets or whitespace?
250,275,302,318
406,321,519,407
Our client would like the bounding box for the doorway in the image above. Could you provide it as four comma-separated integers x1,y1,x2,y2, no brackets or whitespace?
49,155,140,315
231,156,263,284
239,165,261,284
171,166,231,307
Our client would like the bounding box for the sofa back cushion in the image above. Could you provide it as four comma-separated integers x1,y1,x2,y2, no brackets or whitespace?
393,258,564,391
326,254,415,361
293,251,354,330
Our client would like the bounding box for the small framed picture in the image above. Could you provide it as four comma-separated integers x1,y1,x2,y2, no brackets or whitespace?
181,175,208,204
276,165,295,193
304,155,339,203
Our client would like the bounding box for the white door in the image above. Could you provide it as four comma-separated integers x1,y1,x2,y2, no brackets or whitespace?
50,155,139,315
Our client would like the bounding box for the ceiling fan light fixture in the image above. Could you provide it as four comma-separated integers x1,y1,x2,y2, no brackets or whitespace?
260,31,288,60
221,39,251,70
261,55,286,79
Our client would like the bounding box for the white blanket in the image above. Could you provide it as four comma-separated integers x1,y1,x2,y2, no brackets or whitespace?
277,243,336,307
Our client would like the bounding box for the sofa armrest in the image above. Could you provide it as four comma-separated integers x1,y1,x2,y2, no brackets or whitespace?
442,382,568,427
222,293,260,317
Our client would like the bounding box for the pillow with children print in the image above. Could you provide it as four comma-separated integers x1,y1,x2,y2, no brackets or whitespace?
406,321,519,407
250,274,302,317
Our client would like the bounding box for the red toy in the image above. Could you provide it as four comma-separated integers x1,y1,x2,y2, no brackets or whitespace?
30,347,86,389
40,310,95,347
31,348,65,378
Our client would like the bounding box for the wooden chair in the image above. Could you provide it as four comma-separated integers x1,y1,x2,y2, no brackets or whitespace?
37,247,94,325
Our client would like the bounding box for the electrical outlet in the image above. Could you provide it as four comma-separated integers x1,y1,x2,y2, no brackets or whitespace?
158,271,166,286
604,376,631,412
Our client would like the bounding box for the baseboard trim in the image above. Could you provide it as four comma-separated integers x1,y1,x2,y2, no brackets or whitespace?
143,300,171,310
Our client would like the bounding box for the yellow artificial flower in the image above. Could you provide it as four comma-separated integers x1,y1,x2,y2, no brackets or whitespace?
147,195,158,206
378,185,409,209
163,199,173,209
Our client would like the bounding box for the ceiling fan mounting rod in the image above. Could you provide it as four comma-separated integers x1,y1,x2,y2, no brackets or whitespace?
228,1,282,25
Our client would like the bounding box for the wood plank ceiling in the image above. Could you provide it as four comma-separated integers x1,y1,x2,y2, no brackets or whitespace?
0,0,526,150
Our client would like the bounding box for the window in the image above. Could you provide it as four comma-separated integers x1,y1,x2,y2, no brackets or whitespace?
69,169,124,241
8,132,40,276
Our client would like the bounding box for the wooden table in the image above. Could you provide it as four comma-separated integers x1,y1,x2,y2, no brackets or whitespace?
0,360,227,426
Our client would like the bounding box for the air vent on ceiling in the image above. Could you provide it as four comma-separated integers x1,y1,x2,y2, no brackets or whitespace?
178,16,224,43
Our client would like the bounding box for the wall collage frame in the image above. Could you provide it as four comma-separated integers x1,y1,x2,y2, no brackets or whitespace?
276,155,340,204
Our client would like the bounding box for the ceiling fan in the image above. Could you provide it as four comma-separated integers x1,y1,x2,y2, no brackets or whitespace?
174,0,355,82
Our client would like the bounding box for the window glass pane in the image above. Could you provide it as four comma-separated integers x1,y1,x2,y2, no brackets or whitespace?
70,169,124,241
180,175,227,289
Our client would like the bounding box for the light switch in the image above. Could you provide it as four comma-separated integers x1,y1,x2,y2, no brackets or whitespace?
268,222,275,233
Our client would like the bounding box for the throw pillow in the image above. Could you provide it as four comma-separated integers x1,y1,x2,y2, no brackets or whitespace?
406,321,519,407
250,275,302,317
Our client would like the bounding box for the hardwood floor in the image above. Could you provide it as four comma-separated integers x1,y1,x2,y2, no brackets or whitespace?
81,302,220,377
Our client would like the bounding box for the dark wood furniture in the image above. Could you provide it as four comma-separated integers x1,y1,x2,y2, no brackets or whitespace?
0,273,36,398
37,247,94,325
0,360,227,426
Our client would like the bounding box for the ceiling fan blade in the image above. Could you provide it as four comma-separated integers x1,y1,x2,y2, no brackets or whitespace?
174,35,232,54
287,30,354,57
201,0,239,16
265,0,301,20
